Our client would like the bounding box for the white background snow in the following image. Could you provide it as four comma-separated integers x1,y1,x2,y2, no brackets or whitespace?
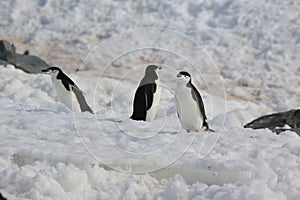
0,0,300,199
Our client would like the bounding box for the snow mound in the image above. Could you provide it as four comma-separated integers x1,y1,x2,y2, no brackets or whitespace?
0,66,299,199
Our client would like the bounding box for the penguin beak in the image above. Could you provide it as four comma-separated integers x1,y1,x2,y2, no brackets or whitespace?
42,69,54,74
177,74,185,80
156,66,162,72
42,69,50,73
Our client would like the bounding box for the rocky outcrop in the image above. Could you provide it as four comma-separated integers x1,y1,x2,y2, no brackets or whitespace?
0,40,50,74
0,193,7,200
244,109,300,135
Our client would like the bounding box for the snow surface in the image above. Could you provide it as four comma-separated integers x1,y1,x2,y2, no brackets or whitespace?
0,0,300,200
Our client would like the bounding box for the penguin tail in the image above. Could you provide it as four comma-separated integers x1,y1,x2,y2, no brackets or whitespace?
203,121,215,132
203,121,209,130
83,108,94,114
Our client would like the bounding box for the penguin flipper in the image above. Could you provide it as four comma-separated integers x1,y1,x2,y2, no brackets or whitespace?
145,83,156,110
71,85,93,114
72,85,86,95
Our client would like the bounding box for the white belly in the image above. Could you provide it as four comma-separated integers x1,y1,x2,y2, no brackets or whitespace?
52,78,81,113
146,80,161,122
175,85,203,131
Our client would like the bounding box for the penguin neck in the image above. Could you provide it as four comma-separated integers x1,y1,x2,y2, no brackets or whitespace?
50,72,59,80
186,79,192,87
146,70,158,79
140,71,158,85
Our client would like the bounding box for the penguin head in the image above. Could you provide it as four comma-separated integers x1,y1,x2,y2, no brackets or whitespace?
42,67,62,77
145,65,162,75
177,71,191,83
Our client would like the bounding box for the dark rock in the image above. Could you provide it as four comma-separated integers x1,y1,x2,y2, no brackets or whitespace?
15,54,50,73
0,193,7,200
0,59,9,65
0,40,16,63
23,50,29,55
0,40,50,74
244,109,300,136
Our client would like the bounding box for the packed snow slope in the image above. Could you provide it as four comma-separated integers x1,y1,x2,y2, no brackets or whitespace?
0,65,299,200
0,0,300,200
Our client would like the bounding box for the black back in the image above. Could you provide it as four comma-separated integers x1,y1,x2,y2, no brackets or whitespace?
130,65,159,121
56,67,75,91
186,75,209,129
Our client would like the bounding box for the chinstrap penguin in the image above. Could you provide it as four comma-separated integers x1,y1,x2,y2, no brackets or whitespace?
175,71,209,132
130,65,162,122
42,66,93,114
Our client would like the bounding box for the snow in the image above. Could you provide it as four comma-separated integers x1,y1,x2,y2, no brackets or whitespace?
0,0,300,199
